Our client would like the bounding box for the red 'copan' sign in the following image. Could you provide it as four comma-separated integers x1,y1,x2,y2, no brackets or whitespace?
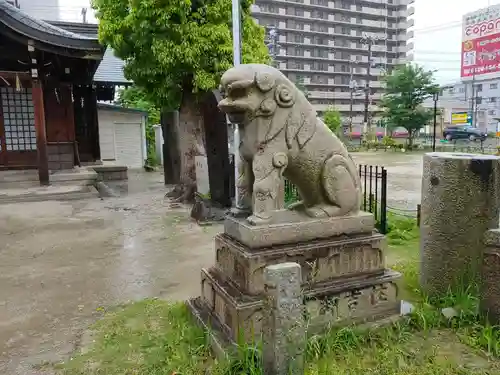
461,33,500,78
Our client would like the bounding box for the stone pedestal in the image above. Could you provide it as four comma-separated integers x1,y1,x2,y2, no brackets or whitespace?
188,212,401,349
420,153,500,298
481,229,500,324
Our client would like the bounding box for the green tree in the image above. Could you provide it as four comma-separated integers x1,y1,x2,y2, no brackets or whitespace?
323,106,342,134
92,0,269,201
380,64,439,148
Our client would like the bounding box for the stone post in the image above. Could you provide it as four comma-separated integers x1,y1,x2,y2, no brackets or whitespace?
481,229,500,324
263,262,305,375
420,153,500,298
153,124,163,165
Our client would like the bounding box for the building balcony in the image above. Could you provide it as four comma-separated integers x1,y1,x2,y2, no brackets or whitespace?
269,25,405,45
313,103,379,112
277,38,404,56
308,90,383,100
255,0,408,14
276,51,397,67
254,10,408,32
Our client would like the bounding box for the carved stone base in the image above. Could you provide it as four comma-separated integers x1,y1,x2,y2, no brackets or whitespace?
215,232,387,295
196,267,401,343
224,210,375,249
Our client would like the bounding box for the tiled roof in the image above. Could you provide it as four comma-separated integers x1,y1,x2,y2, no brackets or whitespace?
0,0,102,51
94,47,130,84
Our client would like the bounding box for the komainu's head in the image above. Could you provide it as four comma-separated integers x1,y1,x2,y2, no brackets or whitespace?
218,64,311,126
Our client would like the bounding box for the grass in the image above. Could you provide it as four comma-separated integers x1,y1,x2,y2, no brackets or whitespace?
57,215,500,375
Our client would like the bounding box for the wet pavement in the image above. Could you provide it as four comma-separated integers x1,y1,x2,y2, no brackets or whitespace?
0,152,424,374
352,151,423,212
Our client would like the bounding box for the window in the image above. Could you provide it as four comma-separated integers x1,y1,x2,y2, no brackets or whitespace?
312,24,328,32
313,36,328,45
312,62,328,71
313,10,327,19
294,34,304,43
295,8,304,16
288,60,305,69
340,1,349,9
490,83,498,89
356,5,362,11
335,39,348,47
489,110,496,115
476,84,483,92
312,49,328,58
459,87,465,93
311,75,328,84
0,87,36,152
490,97,497,103
476,97,483,104
341,27,350,35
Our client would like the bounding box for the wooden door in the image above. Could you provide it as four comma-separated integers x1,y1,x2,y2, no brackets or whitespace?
0,86,37,168
0,93,6,166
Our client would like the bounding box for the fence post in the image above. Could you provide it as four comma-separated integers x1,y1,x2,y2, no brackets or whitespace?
263,262,305,375
380,168,388,234
417,204,421,227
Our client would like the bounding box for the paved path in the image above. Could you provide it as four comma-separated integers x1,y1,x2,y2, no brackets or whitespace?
352,151,423,212
0,152,425,374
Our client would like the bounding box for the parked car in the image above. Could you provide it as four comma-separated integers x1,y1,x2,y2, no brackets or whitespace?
442,125,487,141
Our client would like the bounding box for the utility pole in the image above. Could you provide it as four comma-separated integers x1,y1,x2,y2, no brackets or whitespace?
81,8,87,23
348,59,357,134
360,34,382,140
364,41,372,139
231,0,242,208
266,27,279,67
432,92,439,152
470,73,476,127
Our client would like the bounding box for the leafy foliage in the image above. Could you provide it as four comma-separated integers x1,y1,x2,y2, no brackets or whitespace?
323,106,342,134
117,86,160,125
380,64,439,147
92,0,270,109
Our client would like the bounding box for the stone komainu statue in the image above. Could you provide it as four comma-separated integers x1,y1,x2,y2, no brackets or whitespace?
218,64,361,225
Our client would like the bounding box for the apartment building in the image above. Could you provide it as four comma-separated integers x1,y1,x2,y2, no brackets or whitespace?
252,0,415,132
422,79,500,133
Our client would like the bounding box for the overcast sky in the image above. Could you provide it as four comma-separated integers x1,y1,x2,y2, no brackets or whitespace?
60,0,500,84
412,0,500,84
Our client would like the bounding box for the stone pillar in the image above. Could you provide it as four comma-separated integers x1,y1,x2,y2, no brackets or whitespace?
481,229,500,323
420,153,500,298
153,124,163,165
262,262,305,375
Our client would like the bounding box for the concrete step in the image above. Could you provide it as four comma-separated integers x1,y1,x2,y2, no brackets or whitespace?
0,168,98,189
0,185,100,204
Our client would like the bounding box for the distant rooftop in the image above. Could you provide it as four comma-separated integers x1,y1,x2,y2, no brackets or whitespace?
0,0,102,52
48,20,131,85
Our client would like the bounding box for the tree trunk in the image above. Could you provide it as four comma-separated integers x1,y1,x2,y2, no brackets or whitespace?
165,91,206,203
407,131,414,149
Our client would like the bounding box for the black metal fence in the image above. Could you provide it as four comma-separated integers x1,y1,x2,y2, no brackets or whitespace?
359,164,387,234
282,164,388,234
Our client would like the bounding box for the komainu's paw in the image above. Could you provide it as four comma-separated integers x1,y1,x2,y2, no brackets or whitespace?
247,215,272,226
229,207,252,218
287,200,305,210
305,205,341,218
